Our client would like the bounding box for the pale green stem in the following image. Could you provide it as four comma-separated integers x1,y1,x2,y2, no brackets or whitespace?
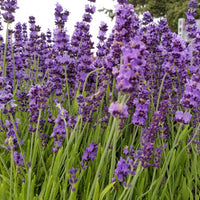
88,118,116,200
82,67,104,96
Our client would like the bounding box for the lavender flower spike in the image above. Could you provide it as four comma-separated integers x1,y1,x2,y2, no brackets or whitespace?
81,142,98,169
69,167,78,192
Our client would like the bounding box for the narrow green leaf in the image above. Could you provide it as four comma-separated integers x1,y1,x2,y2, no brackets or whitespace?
93,181,100,200
99,182,115,200
44,176,53,200
52,148,63,179
181,177,189,200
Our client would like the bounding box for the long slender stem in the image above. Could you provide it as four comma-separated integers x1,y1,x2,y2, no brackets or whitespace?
10,147,13,200
156,72,167,110
88,117,116,200
9,114,27,169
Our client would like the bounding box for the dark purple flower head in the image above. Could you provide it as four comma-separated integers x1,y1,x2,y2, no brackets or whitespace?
85,4,96,14
113,156,135,184
88,0,96,2
29,16,35,24
132,88,150,127
83,13,92,23
117,0,128,4
54,3,70,28
188,0,198,9
69,167,78,192
2,12,14,23
186,1,198,38
158,19,169,33
81,142,98,169
142,11,153,25
5,119,21,150
1,0,18,23
14,151,24,166
1,0,18,13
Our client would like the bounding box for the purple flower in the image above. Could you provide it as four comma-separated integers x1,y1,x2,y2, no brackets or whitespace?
1,0,18,23
109,102,129,119
69,167,78,192
142,11,153,25
182,112,192,124
5,119,22,150
85,4,95,14
113,156,135,184
188,0,198,9
134,101,168,168
175,111,184,122
81,142,98,169
13,152,24,166
176,111,192,124
117,0,128,4
54,3,69,29
186,1,198,38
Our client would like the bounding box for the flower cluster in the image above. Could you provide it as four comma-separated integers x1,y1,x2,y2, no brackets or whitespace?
1,0,18,23
108,102,129,119
180,72,200,109
112,146,136,186
132,87,150,126
0,77,13,110
54,3,70,29
51,103,77,153
175,111,192,124
4,118,23,151
69,167,78,192
115,37,147,94
186,0,198,39
13,151,24,166
134,101,169,168
81,142,98,169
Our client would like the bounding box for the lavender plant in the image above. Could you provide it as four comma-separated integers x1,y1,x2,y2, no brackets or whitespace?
0,0,199,199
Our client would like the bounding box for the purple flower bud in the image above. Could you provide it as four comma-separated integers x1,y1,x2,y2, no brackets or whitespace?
175,111,192,124
182,112,192,124
69,167,78,192
81,142,98,169
13,152,24,166
188,0,198,9
109,102,129,119
175,111,184,122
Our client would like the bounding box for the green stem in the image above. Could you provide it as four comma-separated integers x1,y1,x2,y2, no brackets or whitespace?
82,67,104,96
9,114,27,169
109,119,118,183
156,72,167,111
88,118,116,200
152,124,184,198
10,148,13,200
